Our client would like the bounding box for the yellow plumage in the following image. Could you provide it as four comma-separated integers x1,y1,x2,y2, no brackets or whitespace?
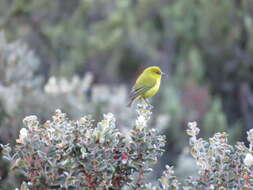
127,66,165,107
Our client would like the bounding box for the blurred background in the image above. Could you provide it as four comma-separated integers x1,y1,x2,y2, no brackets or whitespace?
1,0,253,187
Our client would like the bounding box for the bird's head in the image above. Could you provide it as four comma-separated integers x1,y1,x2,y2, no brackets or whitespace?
144,66,167,79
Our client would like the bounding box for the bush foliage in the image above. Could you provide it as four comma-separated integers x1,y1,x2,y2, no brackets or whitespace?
1,104,253,189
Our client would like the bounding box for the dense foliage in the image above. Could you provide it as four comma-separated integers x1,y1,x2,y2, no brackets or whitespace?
1,104,253,189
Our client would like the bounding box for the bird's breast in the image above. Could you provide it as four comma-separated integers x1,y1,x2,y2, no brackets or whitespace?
142,80,161,98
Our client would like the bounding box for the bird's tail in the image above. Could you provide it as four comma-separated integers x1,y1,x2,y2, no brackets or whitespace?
127,99,134,107
127,96,140,107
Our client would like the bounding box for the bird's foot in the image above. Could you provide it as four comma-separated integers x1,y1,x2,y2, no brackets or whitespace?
141,99,153,109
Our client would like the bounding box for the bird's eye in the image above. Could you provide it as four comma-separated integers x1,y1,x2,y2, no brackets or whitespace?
156,71,161,75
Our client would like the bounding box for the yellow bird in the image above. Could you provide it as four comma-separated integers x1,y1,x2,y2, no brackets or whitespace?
127,66,166,107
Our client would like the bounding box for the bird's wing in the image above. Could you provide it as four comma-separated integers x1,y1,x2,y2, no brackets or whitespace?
130,76,156,99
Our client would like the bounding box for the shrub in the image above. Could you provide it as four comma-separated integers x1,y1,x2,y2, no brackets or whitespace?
185,122,253,189
2,103,165,189
1,102,253,189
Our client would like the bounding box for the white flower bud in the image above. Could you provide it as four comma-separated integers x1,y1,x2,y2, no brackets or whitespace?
16,128,28,144
104,112,115,121
244,153,253,167
23,115,38,129
187,121,199,137
136,115,147,128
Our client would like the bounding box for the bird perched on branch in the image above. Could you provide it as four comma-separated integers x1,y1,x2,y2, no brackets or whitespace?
127,66,166,107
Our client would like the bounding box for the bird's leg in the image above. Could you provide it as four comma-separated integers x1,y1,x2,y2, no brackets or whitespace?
140,98,147,104
142,98,153,109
